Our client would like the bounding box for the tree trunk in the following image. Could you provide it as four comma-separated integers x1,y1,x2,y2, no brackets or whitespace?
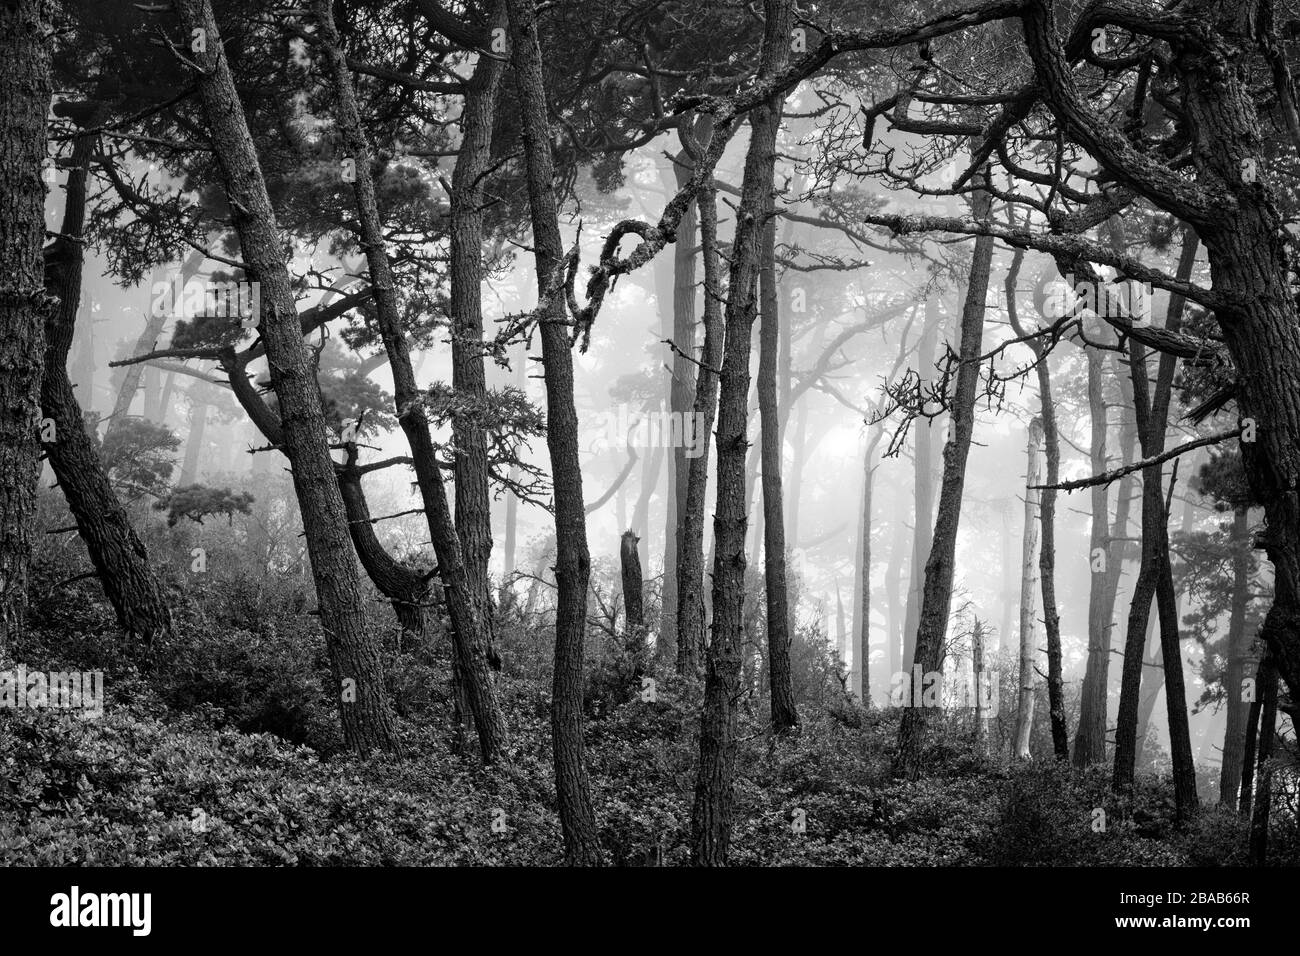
893,168,993,778
693,0,792,865
315,0,510,762
854,445,876,704
972,617,987,753
0,0,50,654
177,0,398,755
179,396,207,486
41,124,173,648
758,195,799,734
448,0,507,616
901,304,940,669
1013,418,1044,760
675,147,723,675
504,0,603,865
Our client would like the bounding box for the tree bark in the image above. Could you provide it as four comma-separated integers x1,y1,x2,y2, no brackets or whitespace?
314,0,509,763
176,0,398,755
675,155,723,675
693,0,792,864
0,0,51,654
504,0,603,865
893,168,994,778
758,190,799,734
41,123,173,648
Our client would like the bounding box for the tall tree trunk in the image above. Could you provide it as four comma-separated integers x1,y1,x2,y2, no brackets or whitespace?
1013,417,1044,760
693,0,792,865
1219,505,1254,805
0,0,50,654
676,153,723,675
758,195,799,734
176,0,398,755
41,123,173,647
505,0,603,865
972,617,987,753
1006,249,1067,758
660,143,697,663
893,169,994,778
315,0,509,762
448,0,507,616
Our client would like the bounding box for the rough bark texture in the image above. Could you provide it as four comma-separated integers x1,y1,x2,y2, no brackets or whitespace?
448,0,507,614
675,163,722,675
1248,654,1278,864
893,170,993,779
758,197,799,734
693,0,791,864
315,0,508,763
176,0,397,755
0,0,51,655
505,0,603,865
41,123,173,647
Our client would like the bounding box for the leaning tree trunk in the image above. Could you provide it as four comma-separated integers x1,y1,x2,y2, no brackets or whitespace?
1013,417,1044,761
675,150,723,675
901,304,940,669
693,0,792,865
0,0,51,655
1219,505,1254,805
893,168,994,779
505,0,602,865
41,122,174,648
758,199,799,734
176,0,398,755
315,0,508,763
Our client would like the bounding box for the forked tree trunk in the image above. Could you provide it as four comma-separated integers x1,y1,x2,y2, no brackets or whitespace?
675,143,723,674
176,0,398,755
693,0,792,864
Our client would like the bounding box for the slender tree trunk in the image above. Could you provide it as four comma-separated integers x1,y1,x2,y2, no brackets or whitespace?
505,0,602,865
893,168,993,778
758,194,799,734
693,0,792,864
179,396,208,486
1006,249,1067,759
448,0,507,615
315,0,509,762
176,0,398,755
855,447,877,704
0,0,50,654
676,155,723,675
1013,418,1044,760
1219,505,1254,805
972,617,987,753
1239,661,1263,819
